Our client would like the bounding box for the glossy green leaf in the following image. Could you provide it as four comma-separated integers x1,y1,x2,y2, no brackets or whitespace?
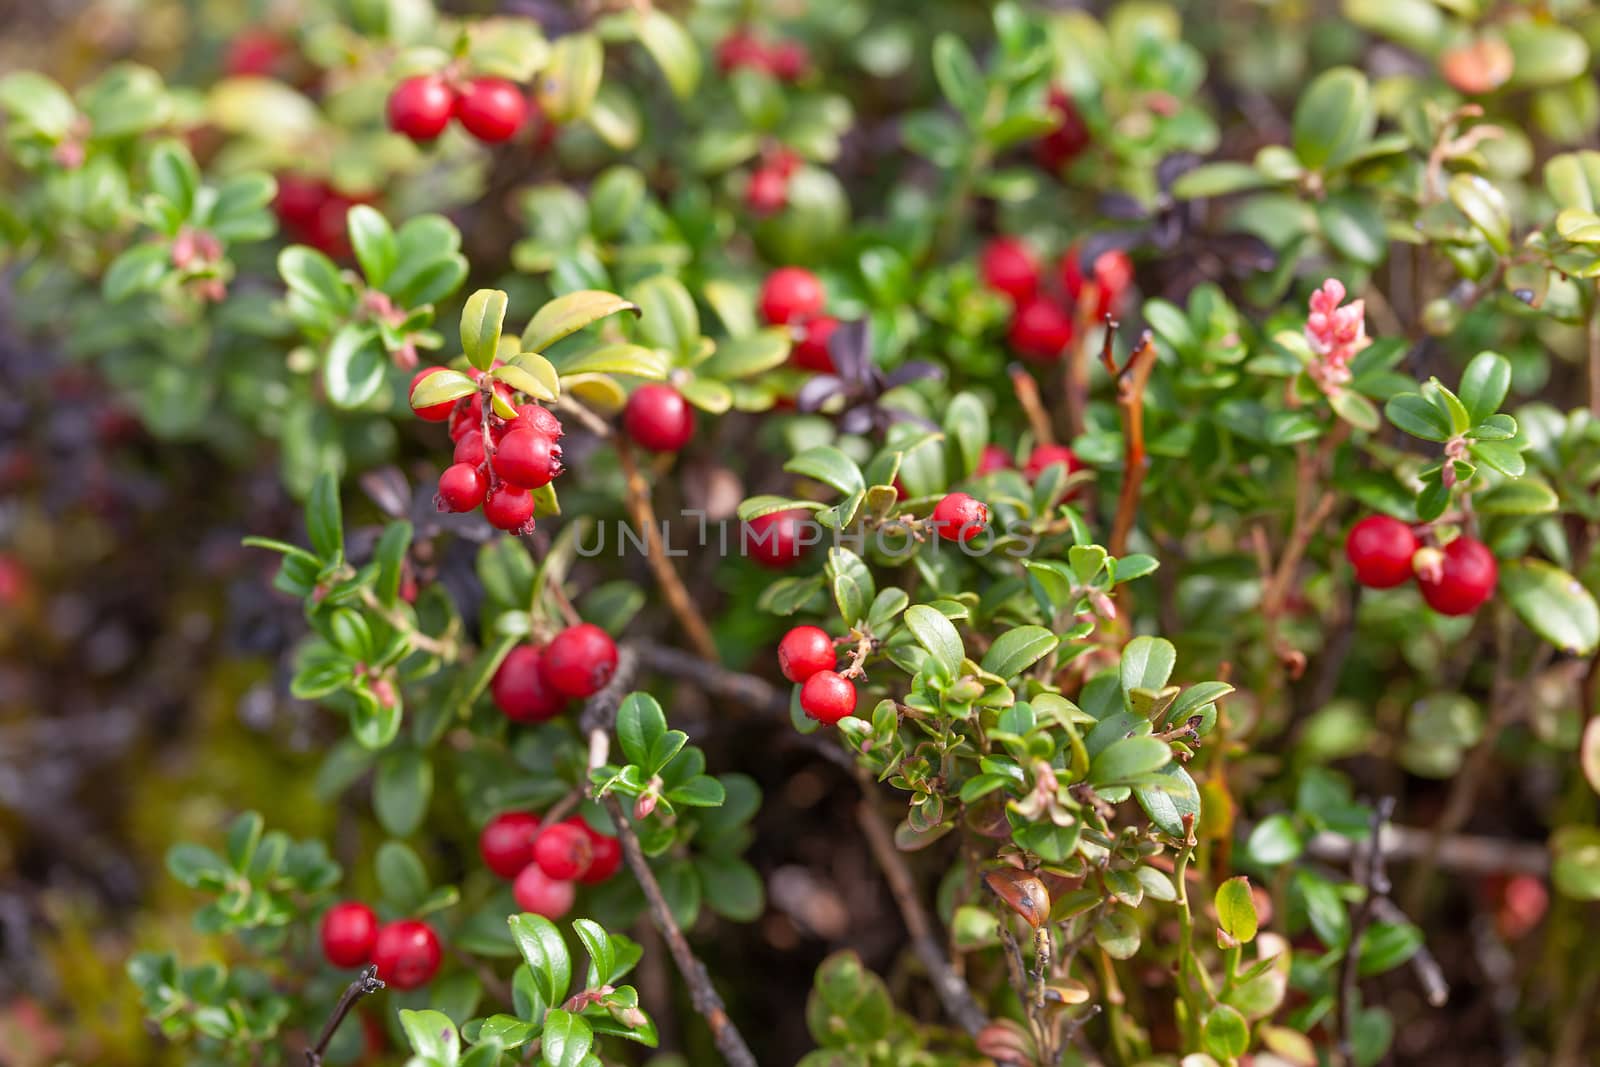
1501,559,1600,655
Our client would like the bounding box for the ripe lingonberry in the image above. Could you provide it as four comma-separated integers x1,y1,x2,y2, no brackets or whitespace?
760,267,825,326
320,902,378,968
1023,444,1082,482
448,397,483,441
483,482,534,532
716,30,769,74
623,384,696,453
540,623,619,698
273,174,326,230
746,167,788,214
778,625,836,683
1036,86,1091,171
1345,515,1418,589
225,30,287,77
388,76,456,142
975,444,1013,476
493,429,561,489
1062,247,1134,322
479,811,542,879
1009,298,1074,362
980,237,1039,304
371,921,441,989
512,403,564,439
532,822,594,881
513,864,575,919
744,508,810,569
1416,536,1498,616
437,462,487,513
574,821,622,884
455,78,527,143
409,367,457,422
932,492,990,543
768,39,809,81
453,430,487,467
491,645,566,723
800,670,856,724
793,315,838,373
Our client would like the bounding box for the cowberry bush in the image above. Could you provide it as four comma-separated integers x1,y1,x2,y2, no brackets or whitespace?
8,0,1600,1064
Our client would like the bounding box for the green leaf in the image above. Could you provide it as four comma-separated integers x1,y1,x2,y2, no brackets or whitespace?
1501,559,1600,655
1292,67,1373,172
667,775,726,807
1553,826,1600,900
148,140,200,216
694,855,765,921
1384,392,1452,442
538,33,604,122
1091,735,1171,785
540,1009,592,1067
1119,636,1176,698
786,446,866,496
323,324,387,410
632,11,701,100
348,205,397,288
1458,351,1511,425
1317,192,1385,266
1505,19,1589,90
1467,439,1525,477
1358,922,1421,977
1246,813,1303,865
1134,764,1201,838
306,469,343,561
496,354,561,403
1215,877,1259,944
942,392,989,478
932,34,986,121
630,274,700,360
1093,909,1141,959
411,368,477,411
279,245,350,317
103,243,170,302
827,547,874,625
399,1009,459,1062
1449,175,1511,256
981,626,1058,679
461,289,509,372
522,290,640,353
617,692,668,769
572,919,615,989
0,72,77,139
903,604,963,677
698,329,791,379
1202,1004,1250,1060
376,841,429,913
166,843,227,888
374,749,432,838
509,913,572,1006
1171,161,1275,200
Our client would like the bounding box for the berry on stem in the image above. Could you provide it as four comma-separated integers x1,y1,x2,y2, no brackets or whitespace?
512,864,575,919
479,811,542,879
746,167,788,214
975,444,1013,476
370,921,441,990
980,237,1039,304
453,430,487,467
512,403,564,439
409,367,457,422
800,670,856,725
320,902,378,968
491,645,566,723
1008,298,1074,362
793,315,838,373
778,625,836,683
623,384,696,453
574,820,622,884
744,509,810,569
1035,86,1091,171
483,483,535,532
1023,443,1082,482
493,429,561,489
540,623,619,698
1416,536,1498,615
932,492,990,543
759,267,825,325
1062,247,1134,322
1345,515,1418,590
387,76,455,142
437,463,487,513
455,78,527,143
532,822,594,881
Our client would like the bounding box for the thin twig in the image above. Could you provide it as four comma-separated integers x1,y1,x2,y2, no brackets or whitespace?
1010,364,1056,447
303,965,384,1066
1336,797,1396,1065
1305,824,1548,878
1108,332,1158,557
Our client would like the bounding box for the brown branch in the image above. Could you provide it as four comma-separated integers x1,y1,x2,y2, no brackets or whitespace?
615,436,720,662
1010,364,1056,447
1336,797,1395,1066
1108,331,1158,557
1305,824,1548,878
303,965,383,1066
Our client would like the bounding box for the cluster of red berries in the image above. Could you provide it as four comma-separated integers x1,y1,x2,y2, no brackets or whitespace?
478,809,622,920
744,148,801,216
490,624,620,723
410,367,565,535
777,625,856,724
1344,515,1498,615
623,384,696,453
716,29,809,81
273,175,369,258
977,441,1087,492
320,903,440,990
760,267,838,373
980,237,1133,363
388,75,528,144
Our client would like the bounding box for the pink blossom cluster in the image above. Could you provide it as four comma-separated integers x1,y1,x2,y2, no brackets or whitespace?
1305,278,1369,393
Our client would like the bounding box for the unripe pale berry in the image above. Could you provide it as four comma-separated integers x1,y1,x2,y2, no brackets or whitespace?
483,483,535,533
744,508,810,569
388,76,455,142
513,864,576,919
759,267,825,325
793,315,838,373
623,384,696,453
370,920,441,990
1009,298,1074,362
493,429,561,489
932,492,989,543
437,463,487,513
491,645,566,723
455,78,527,143
778,625,836,683
479,811,542,879
532,822,593,881
1416,536,1498,615
409,367,456,421
1345,515,1418,590
320,901,378,968
800,670,856,725
980,237,1039,304
539,624,619,698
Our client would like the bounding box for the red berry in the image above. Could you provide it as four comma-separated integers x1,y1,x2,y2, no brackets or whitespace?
479,811,542,879
409,367,457,421
491,645,566,723
532,822,594,881
574,821,622,884
512,864,575,919
273,174,326,229
307,193,360,258
793,315,838,373
320,902,378,968
768,39,809,81
513,403,564,440
800,670,856,725
760,267,825,325
778,625,836,683
744,508,810,569
746,166,789,215
225,30,287,77
540,623,619,699
980,237,1039,304
1344,516,1418,590
388,75,455,142
370,921,441,990
932,492,989,543
1416,536,1498,616
1023,444,1082,482
453,429,487,467
623,384,696,453
975,444,1013,476
1062,247,1134,322
716,30,770,74
1036,86,1091,171
455,78,527,143
483,483,534,532
1009,298,1074,362
493,429,562,489
437,462,487,513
